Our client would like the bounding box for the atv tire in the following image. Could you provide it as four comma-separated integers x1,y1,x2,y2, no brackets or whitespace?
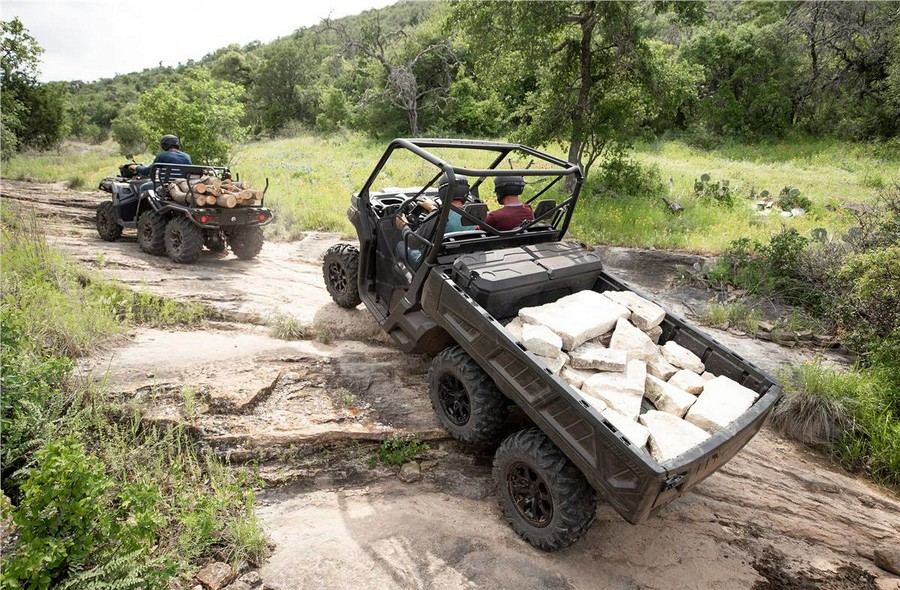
204,230,226,253
229,226,264,260
428,345,508,445
164,217,203,264
96,201,122,241
137,210,167,255
493,428,596,551
323,243,362,308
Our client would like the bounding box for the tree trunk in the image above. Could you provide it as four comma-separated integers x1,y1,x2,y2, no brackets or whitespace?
565,2,598,192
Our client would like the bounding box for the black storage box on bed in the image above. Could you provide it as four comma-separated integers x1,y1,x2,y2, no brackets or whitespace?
451,241,603,319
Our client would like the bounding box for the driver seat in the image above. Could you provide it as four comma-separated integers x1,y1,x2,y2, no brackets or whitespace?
461,202,488,226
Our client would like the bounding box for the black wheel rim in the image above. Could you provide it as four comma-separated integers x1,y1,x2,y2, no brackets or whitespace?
171,228,183,253
438,374,470,426
98,211,110,231
140,220,152,242
328,260,348,294
507,461,553,528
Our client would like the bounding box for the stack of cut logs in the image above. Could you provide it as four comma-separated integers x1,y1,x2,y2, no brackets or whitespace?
164,176,264,208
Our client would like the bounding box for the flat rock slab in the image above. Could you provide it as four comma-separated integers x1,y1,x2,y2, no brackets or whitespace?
505,317,524,341
639,410,710,463
669,369,706,394
685,376,758,434
519,290,630,351
535,350,569,374
609,317,658,362
645,375,697,417
521,322,563,357
560,366,596,390
570,342,627,372
582,360,646,420
646,352,679,380
603,290,666,331
660,341,705,374
602,408,650,449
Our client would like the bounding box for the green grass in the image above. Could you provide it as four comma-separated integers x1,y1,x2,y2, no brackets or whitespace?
4,133,896,253
703,301,763,334
0,217,266,588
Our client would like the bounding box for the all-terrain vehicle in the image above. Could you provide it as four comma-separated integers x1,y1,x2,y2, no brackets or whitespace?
323,139,782,550
96,163,273,263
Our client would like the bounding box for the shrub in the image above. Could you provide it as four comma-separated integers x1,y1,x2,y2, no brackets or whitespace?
589,150,665,199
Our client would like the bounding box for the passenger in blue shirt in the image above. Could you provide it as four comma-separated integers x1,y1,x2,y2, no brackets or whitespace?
131,135,192,195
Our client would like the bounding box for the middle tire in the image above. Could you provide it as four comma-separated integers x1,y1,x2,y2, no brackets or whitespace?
428,345,508,445
164,217,203,264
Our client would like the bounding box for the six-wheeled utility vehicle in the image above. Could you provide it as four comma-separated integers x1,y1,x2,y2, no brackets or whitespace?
96,163,273,263
323,138,782,550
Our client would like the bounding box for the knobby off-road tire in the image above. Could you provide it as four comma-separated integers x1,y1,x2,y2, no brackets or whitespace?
137,210,166,255
96,201,122,241
204,230,226,253
493,428,597,551
164,217,203,264
322,243,362,308
229,226,264,260
428,345,508,445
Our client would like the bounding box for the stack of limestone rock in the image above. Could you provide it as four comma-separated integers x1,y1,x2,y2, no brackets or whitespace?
505,289,759,463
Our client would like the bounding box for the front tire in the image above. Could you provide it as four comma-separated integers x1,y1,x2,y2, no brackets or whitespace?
494,428,596,551
428,345,508,445
164,217,203,264
137,210,166,255
96,201,122,241
229,226,264,260
322,243,362,308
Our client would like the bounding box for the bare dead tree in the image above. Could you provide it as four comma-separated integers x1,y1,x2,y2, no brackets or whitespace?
324,14,456,135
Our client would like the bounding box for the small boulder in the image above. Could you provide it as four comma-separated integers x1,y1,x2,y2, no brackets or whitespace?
505,317,525,341
660,341,705,374
398,461,422,483
582,360,646,420
602,408,650,448
196,562,235,590
644,325,663,344
238,571,263,588
646,352,679,380
535,350,569,374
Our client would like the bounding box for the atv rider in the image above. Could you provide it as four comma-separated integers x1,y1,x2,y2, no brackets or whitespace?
484,175,533,231
131,134,192,195
396,174,471,268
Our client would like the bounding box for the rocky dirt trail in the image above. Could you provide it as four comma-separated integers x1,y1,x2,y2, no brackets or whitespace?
3,180,898,590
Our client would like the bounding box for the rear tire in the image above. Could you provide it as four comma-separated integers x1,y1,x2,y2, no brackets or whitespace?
229,226,264,260
494,428,596,551
164,217,203,264
322,243,362,308
96,201,122,241
137,210,167,255
428,345,508,445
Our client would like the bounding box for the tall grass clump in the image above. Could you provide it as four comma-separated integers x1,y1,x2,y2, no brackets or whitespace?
0,214,266,588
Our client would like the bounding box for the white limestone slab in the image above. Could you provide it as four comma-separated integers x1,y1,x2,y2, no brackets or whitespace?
639,410,711,463
646,352,679,380
522,322,563,358
561,366,596,389
645,325,663,344
645,374,697,417
505,317,524,341
518,290,630,351
609,317,658,361
660,341,705,374
603,290,666,331
701,371,716,382
569,342,627,372
669,369,706,395
535,350,569,374
684,375,758,434
602,408,650,448
582,360,646,420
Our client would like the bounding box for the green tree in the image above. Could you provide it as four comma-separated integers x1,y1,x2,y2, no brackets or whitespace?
455,1,674,181
250,35,323,133
137,68,246,165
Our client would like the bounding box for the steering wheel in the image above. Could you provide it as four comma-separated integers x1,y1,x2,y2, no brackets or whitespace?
397,194,436,231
